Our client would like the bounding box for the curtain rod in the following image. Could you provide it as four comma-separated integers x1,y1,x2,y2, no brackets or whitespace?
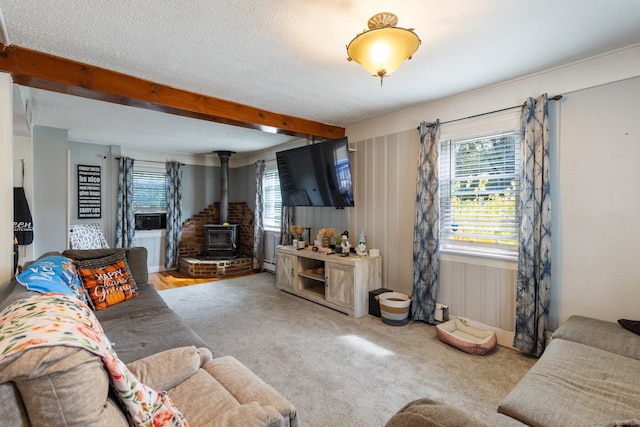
419,94,563,129
114,157,184,166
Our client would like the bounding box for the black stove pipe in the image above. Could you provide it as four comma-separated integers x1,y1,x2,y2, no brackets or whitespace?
215,151,233,224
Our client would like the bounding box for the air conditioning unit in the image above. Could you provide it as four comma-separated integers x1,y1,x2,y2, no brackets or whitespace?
135,213,166,230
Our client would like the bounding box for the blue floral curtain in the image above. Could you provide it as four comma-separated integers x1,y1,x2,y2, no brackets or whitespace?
254,160,265,270
116,157,135,247
165,161,183,270
412,120,441,323
514,94,551,357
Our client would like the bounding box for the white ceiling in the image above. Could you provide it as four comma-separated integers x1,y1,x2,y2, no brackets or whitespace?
4,1,640,155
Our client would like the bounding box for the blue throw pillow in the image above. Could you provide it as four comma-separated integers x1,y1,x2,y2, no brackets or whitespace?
17,255,87,302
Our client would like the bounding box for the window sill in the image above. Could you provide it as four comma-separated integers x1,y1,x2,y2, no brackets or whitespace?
440,247,517,270
135,229,166,237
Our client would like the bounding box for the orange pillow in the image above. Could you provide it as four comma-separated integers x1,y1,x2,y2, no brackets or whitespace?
77,252,139,310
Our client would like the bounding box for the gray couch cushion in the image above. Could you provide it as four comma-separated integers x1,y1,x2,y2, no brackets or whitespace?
0,382,29,426
127,346,210,391
100,307,209,364
201,356,299,427
170,370,287,427
485,413,529,426
552,315,640,361
497,339,640,427
93,282,170,322
0,346,129,427
93,281,211,363
0,281,36,312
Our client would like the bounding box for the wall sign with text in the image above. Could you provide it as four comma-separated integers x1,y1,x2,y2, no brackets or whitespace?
78,164,102,218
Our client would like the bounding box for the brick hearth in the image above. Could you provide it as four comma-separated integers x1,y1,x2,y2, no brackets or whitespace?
179,257,253,278
179,201,255,278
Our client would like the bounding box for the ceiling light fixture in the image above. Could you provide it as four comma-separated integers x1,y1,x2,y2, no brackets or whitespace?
346,12,420,86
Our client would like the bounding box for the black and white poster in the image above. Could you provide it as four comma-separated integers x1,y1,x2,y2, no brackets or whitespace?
78,164,102,218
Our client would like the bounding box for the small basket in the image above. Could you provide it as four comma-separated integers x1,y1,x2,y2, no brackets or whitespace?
376,292,412,326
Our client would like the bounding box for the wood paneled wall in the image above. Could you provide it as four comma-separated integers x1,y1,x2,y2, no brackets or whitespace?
439,259,517,332
294,206,348,241
347,129,420,295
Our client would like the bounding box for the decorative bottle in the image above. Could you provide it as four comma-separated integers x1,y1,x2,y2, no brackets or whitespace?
356,229,368,256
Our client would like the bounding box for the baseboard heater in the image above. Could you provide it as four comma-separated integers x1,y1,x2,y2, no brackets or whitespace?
263,259,276,273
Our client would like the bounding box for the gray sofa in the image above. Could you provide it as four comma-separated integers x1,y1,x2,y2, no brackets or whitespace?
388,315,640,426
487,315,640,426
0,247,299,427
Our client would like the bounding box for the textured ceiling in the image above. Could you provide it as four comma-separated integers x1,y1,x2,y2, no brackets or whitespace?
4,1,640,154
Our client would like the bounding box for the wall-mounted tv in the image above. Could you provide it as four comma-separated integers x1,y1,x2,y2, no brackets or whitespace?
276,137,354,207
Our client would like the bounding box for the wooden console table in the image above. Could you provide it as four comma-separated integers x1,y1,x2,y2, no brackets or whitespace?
275,245,382,317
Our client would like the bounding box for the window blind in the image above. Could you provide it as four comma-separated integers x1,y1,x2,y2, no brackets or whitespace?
133,169,166,212
439,131,521,254
263,168,282,230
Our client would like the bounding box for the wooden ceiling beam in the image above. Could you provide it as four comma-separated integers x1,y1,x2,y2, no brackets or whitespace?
0,44,345,140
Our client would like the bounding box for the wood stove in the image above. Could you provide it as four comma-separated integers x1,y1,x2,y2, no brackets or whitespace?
201,151,241,259
205,224,240,259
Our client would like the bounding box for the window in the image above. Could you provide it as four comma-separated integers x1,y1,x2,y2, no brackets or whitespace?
334,142,352,196
133,164,166,212
263,168,282,230
439,131,521,256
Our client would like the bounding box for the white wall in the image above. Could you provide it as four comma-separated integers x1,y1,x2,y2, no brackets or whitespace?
32,126,69,255
347,44,640,143
348,130,419,295
555,77,640,324
345,44,640,329
181,163,219,223
0,73,14,297
13,135,34,265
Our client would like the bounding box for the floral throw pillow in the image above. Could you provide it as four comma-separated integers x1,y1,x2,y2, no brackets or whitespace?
76,252,139,310
16,255,88,303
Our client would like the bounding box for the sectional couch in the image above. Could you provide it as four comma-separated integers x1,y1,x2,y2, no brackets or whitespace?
387,315,640,426
487,315,640,426
0,247,299,427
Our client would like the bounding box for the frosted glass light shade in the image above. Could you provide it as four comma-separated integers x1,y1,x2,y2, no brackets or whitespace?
346,13,420,82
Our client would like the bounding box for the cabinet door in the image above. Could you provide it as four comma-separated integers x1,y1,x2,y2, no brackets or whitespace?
276,253,296,290
325,262,354,309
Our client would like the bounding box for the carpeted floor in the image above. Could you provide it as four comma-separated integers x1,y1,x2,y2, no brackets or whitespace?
159,273,536,427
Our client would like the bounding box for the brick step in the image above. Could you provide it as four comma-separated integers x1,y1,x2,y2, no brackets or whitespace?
178,256,254,278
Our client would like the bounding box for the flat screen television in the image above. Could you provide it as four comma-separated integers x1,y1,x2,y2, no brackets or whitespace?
276,137,354,207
